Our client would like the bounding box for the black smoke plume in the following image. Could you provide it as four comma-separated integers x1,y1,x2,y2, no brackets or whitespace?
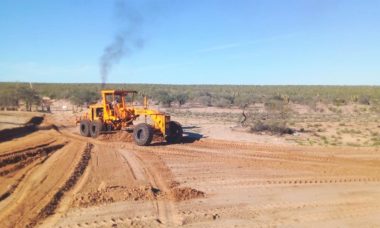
100,0,144,88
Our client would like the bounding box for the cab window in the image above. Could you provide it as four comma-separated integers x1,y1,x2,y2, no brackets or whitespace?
125,93,134,105
105,94,113,102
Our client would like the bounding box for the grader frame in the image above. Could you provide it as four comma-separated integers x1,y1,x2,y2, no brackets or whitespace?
77,90,182,146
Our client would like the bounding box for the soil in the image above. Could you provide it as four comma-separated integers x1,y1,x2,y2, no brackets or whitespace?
171,187,205,202
1,109,380,227
98,131,134,142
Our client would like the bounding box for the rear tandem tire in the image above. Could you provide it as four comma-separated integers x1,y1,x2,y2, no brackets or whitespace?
80,120,91,137
166,121,183,144
90,120,103,138
133,123,154,146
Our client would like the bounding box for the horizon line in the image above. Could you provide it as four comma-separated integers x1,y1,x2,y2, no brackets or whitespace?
1,81,380,87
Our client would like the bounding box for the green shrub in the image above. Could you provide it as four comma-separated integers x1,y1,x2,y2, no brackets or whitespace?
175,93,189,107
250,121,294,135
358,95,371,105
69,90,99,106
155,91,175,107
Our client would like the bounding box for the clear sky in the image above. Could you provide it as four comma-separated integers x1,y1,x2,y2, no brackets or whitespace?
0,0,379,85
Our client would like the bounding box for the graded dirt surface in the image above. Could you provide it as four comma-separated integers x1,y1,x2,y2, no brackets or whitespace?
1,111,380,227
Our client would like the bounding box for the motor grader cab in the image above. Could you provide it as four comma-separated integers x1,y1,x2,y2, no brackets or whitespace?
77,90,183,146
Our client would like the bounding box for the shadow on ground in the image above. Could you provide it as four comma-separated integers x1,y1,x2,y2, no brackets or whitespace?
182,126,201,130
0,116,44,143
150,125,205,146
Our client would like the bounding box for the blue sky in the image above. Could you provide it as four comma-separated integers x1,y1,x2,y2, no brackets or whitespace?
0,0,379,85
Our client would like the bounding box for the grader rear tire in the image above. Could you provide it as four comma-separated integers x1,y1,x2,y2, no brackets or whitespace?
80,120,91,137
133,123,153,146
90,120,103,138
166,121,183,144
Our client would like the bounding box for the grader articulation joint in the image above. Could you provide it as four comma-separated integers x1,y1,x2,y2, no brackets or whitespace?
77,90,182,146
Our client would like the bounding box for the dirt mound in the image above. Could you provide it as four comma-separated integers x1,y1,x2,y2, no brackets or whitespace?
26,116,44,126
0,143,65,167
0,143,66,176
171,187,205,201
73,184,205,208
73,185,156,207
98,131,134,142
0,116,45,142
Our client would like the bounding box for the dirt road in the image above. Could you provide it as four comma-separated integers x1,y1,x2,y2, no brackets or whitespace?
1,112,380,227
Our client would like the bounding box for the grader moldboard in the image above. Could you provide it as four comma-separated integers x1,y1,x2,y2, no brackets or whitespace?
77,90,183,146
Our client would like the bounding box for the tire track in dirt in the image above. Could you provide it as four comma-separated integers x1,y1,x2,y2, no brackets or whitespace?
190,139,371,155
179,198,380,226
0,143,67,177
149,147,334,180
118,148,167,225
173,142,380,169
0,140,87,228
160,142,380,183
27,143,93,227
0,140,56,158
119,149,146,181
187,140,380,163
0,141,68,204
201,176,380,191
128,146,182,226
0,155,58,204
142,140,380,227
0,174,26,201
57,143,162,227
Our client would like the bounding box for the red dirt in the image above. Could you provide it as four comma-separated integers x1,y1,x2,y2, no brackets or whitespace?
2,111,380,227
73,185,156,207
98,131,134,142
171,187,205,201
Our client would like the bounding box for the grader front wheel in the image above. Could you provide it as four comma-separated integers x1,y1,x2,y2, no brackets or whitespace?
166,121,183,144
133,123,154,146
90,120,103,138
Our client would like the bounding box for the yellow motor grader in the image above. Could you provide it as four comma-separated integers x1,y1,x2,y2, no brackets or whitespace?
77,90,182,146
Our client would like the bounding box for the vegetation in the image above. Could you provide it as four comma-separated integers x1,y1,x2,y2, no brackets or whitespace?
0,84,41,111
1,82,380,109
2,82,380,147
154,90,175,107
69,90,99,106
250,120,295,135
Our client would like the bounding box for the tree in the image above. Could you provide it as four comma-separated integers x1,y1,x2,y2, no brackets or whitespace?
17,86,41,111
175,93,189,107
197,91,212,106
264,99,291,120
0,87,19,110
156,91,175,107
358,95,371,105
69,90,99,106
223,92,238,105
